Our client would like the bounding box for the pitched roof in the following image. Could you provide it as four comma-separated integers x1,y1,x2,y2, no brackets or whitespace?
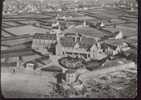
60,36,97,50
60,37,76,47
33,33,56,40
79,37,96,49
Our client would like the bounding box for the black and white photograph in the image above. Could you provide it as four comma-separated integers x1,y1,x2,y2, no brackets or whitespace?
1,0,138,98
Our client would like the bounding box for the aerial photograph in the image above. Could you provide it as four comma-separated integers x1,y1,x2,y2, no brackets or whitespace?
1,0,137,98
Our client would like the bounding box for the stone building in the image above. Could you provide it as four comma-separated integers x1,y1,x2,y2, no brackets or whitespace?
56,33,106,60
32,33,57,54
65,69,76,84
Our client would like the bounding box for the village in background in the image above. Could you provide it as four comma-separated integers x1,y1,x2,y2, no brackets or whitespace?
1,0,137,98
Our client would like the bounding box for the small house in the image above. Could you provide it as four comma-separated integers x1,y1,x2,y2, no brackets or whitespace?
23,61,38,71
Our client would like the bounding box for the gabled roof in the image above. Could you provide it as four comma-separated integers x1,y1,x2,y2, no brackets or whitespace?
60,36,97,50
79,37,96,50
60,37,76,47
33,33,56,40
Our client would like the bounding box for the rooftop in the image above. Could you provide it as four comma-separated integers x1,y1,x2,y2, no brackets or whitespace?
60,36,96,50
60,36,76,47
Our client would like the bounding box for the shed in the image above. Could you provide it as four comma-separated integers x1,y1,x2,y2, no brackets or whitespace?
23,61,38,70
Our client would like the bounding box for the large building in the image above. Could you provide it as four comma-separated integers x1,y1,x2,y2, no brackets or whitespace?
32,33,57,54
56,32,107,60
31,21,128,61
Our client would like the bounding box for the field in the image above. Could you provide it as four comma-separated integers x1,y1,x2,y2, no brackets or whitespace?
1,5,137,98
1,67,56,98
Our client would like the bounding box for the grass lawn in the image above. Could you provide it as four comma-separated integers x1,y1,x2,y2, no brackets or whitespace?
1,67,56,98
